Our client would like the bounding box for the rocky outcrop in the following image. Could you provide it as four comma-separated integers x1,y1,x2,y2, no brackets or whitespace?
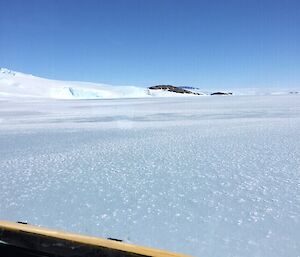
148,85,202,95
211,92,232,95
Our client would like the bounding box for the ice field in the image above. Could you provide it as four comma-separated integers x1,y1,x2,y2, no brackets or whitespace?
0,95,299,256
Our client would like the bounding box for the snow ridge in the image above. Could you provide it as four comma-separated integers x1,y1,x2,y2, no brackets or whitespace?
0,68,151,99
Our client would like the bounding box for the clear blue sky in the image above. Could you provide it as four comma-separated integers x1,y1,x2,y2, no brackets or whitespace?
0,0,299,88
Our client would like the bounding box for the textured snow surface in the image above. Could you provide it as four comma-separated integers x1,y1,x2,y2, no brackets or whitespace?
0,95,300,257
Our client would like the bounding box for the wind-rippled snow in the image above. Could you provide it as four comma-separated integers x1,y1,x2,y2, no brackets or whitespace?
0,95,300,257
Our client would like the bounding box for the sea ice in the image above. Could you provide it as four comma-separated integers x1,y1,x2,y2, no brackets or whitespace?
0,95,299,257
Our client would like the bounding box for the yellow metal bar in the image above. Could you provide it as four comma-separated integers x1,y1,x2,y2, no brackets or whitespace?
0,220,193,257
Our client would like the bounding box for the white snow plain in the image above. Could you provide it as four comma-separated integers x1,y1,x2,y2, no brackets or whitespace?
0,94,300,257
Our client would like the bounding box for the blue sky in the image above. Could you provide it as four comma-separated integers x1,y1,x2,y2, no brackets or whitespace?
0,0,299,88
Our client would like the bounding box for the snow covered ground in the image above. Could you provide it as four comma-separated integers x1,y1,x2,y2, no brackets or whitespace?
0,94,300,256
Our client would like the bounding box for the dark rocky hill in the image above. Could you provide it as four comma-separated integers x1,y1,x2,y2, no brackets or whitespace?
148,85,203,95
211,92,232,95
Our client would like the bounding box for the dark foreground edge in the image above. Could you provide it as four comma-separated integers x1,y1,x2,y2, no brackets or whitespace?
0,221,193,257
